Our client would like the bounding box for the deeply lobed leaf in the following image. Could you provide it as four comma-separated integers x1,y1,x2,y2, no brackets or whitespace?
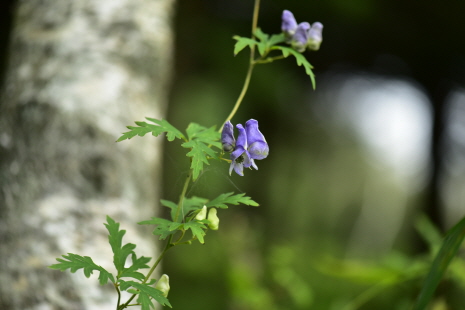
274,46,316,89
183,221,208,244
233,36,258,56
119,253,151,281
234,29,285,58
185,123,221,146
104,216,136,273
49,253,115,285
139,217,180,240
119,280,172,308
182,123,221,180
183,140,218,180
116,118,184,142
161,197,208,222
205,192,259,209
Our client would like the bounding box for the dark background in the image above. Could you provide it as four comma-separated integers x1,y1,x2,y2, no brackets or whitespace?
164,1,465,309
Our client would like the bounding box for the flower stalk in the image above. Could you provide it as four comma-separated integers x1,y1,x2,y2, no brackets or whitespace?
222,0,261,126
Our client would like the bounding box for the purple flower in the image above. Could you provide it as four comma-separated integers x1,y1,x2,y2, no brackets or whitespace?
282,10,298,39
281,10,323,52
221,121,236,152
307,22,323,51
229,124,252,176
292,22,311,52
222,119,269,176
245,119,269,161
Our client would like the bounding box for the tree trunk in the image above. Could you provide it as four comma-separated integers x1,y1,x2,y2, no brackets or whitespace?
0,0,174,309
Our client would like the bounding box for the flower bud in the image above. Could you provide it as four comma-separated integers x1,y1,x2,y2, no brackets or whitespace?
307,22,323,51
195,205,207,221
207,208,219,230
245,119,269,161
282,10,298,40
221,121,236,153
292,22,311,52
155,274,170,297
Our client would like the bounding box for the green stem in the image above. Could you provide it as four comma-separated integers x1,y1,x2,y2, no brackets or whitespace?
142,238,174,284
115,283,121,310
118,239,174,309
119,170,192,309
174,170,192,223
255,55,285,64
222,63,255,125
119,2,263,308
222,0,261,127
119,174,192,310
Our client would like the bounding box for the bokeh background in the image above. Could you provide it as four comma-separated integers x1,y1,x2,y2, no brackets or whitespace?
2,0,465,309
162,0,465,309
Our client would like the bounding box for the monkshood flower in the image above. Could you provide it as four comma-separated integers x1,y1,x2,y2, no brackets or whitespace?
221,119,269,176
221,121,236,152
229,124,253,176
292,22,311,52
245,119,269,161
307,22,323,51
195,205,207,221
281,10,323,52
207,208,219,230
155,274,170,297
281,10,298,40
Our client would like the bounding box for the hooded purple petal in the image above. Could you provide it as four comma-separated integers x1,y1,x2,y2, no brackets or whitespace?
281,10,298,37
221,121,236,153
307,22,323,51
229,124,252,176
292,22,310,52
245,119,269,161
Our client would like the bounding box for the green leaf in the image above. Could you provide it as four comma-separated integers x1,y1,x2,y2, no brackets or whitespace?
185,123,221,145
274,46,316,89
160,199,179,221
233,36,258,56
184,221,207,244
182,123,221,180
183,140,218,180
119,253,151,281
161,197,208,222
253,28,269,56
116,118,184,142
49,253,115,285
205,192,259,209
253,28,269,42
104,216,136,273
233,29,284,57
120,280,172,308
183,196,209,215
413,216,465,310
267,33,286,47
138,217,180,240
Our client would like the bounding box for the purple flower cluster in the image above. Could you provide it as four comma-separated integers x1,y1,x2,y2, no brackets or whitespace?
281,10,323,52
221,119,269,176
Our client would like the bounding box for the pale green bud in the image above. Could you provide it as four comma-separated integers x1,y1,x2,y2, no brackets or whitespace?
207,208,219,230
195,205,207,221
155,274,170,297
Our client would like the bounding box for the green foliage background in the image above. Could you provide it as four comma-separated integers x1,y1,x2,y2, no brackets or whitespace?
158,0,465,309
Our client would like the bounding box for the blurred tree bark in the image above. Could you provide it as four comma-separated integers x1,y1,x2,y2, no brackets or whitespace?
0,0,174,309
